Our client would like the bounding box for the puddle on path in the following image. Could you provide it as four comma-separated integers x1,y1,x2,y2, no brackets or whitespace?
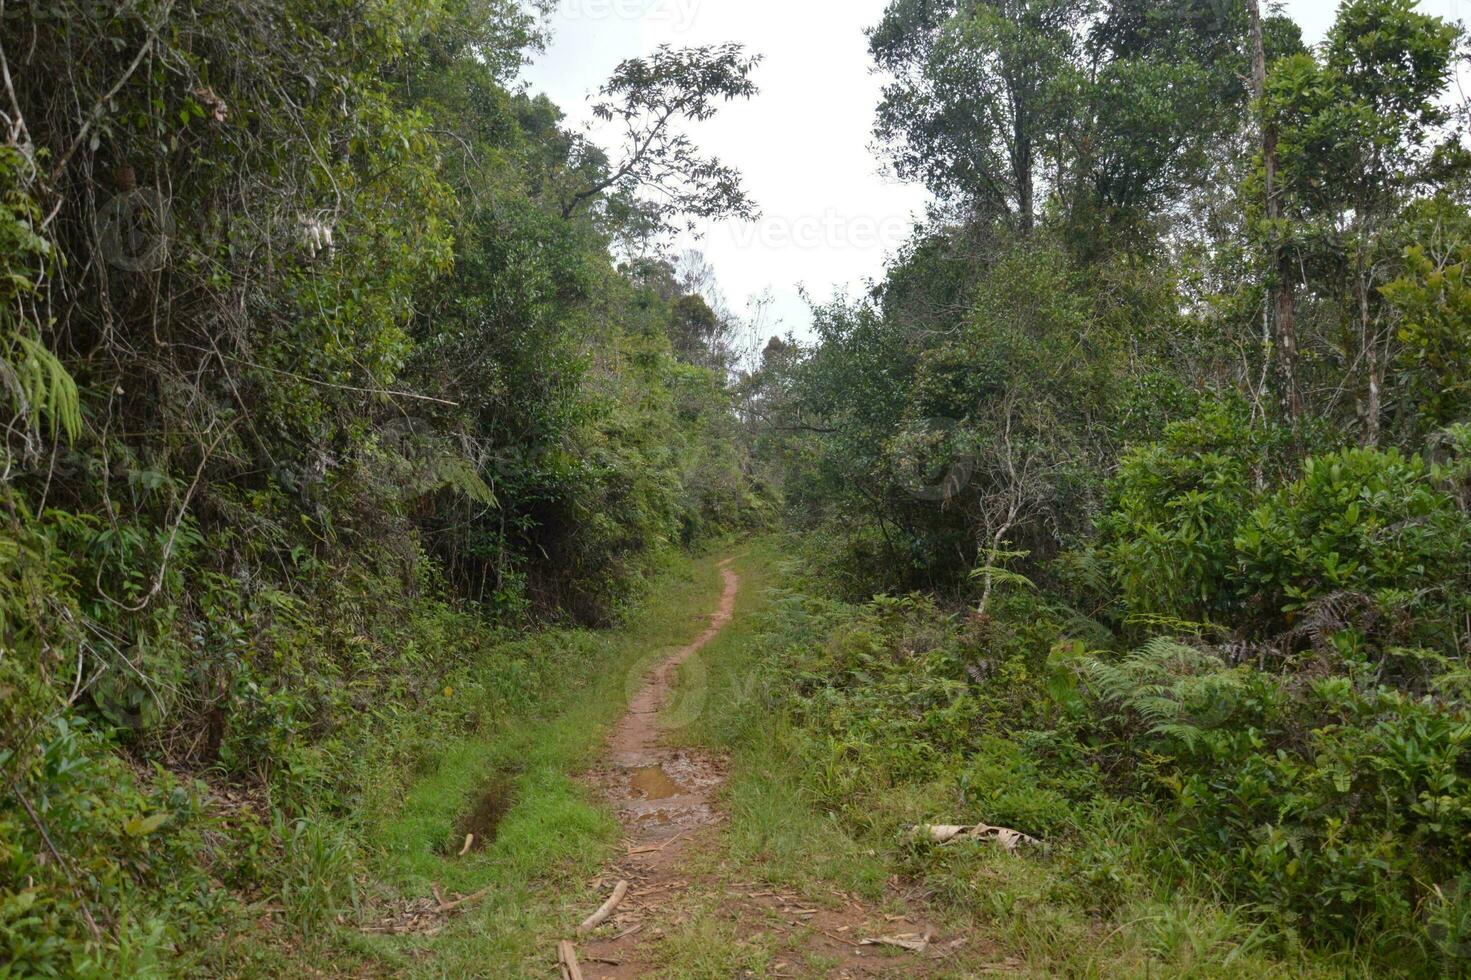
628,764,684,800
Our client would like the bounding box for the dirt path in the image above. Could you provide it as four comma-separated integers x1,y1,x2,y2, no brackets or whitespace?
594,558,739,866
570,559,964,979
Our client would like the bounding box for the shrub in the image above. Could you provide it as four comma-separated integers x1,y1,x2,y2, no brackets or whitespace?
1083,637,1471,964
1235,447,1471,646
1099,401,1267,625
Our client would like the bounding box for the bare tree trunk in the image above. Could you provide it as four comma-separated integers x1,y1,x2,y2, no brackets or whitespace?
1248,0,1302,429
977,517,1016,618
1014,105,1034,234
1358,252,1383,446
977,402,1027,617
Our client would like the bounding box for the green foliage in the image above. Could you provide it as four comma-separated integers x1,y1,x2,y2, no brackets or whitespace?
1100,402,1266,624
1083,636,1471,967
0,147,79,449
5,0,1471,972
755,540,1471,973
870,0,1264,239
870,0,1086,228
752,0,1471,974
763,235,1160,598
1235,448,1471,639
0,715,221,976
0,0,765,971
1383,244,1471,433
563,43,761,230
1262,0,1467,443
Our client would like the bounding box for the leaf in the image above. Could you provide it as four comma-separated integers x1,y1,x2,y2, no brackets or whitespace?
123,812,170,837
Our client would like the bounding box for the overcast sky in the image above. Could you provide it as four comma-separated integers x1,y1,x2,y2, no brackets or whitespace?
520,0,1468,339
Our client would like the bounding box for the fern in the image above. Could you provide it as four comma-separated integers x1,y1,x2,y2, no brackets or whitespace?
1083,638,1243,752
431,454,498,508
2,333,82,443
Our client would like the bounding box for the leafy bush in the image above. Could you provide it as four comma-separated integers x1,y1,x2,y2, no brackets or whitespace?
1383,243,1471,435
763,521,1471,973
1235,447,1471,645
1084,637,1471,966
0,716,221,976
755,586,1099,840
1099,401,1267,624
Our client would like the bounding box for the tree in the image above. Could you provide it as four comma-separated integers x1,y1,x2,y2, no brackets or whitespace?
670,294,722,365
1249,0,1303,429
1382,240,1471,435
870,0,1085,232
1069,0,1271,248
559,44,761,233
871,0,1273,245
1267,0,1464,444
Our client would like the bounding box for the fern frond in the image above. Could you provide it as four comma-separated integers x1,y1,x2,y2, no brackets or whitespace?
432,454,498,508
3,333,81,442
1083,637,1239,748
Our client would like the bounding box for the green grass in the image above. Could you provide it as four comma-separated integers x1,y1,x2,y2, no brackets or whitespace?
657,542,1362,979
255,548,737,977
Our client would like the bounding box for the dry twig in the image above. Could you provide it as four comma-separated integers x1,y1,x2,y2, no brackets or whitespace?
577,879,629,936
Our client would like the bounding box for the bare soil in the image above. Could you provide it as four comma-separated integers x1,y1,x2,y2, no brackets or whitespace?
449,775,514,854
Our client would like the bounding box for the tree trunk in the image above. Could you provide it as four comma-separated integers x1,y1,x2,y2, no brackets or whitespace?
1015,109,1034,234
1358,252,1383,446
977,519,1015,618
1248,0,1302,429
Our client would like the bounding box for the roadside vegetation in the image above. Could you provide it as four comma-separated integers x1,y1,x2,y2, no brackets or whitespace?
1,1,763,974
733,1,1471,975
5,0,1471,977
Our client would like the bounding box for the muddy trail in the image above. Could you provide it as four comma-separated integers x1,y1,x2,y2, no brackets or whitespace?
565,558,968,979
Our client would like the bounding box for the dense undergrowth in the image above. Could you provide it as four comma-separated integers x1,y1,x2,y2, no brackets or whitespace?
731,1,1471,974
1,0,767,973
735,513,1471,975
733,429,1471,976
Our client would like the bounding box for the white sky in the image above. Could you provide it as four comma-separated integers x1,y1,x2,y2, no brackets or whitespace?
520,0,1468,339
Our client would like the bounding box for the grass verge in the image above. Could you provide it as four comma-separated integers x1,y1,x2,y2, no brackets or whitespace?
250,548,733,977
663,541,1360,978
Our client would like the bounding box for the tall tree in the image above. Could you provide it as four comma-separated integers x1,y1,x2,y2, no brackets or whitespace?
870,0,1086,233
1267,0,1464,443
1071,0,1297,251
1249,0,1303,429
559,44,761,235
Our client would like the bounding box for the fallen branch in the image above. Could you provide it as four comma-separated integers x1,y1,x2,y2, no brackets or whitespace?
557,940,585,980
458,833,474,856
438,886,491,913
627,829,688,855
909,823,1040,852
13,787,103,941
861,933,931,952
577,879,629,936
361,922,443,937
